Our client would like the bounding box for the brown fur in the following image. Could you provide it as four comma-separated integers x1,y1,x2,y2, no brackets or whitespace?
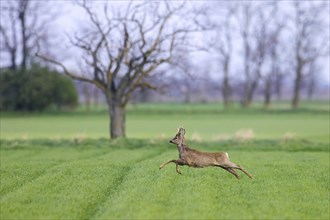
159,128,253,179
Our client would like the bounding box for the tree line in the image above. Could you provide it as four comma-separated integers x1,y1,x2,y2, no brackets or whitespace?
0,65,78,111
0,0,78,111
202,1,329,109
0,0,329,139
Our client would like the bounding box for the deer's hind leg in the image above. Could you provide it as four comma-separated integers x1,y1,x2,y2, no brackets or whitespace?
226,168,240,179
217,165,240,179
230,163,253,179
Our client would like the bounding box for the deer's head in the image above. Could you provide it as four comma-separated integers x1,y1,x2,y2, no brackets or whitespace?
169,127,185,145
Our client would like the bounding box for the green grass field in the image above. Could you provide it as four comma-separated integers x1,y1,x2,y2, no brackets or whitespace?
1,101,329,219
1,101,329,142
1,139,329,219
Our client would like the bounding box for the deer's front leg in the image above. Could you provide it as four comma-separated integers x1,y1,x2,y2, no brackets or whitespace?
159,159,177,170
159,159,185,174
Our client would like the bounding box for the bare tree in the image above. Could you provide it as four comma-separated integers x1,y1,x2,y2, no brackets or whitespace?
290,1,329,109
238,3,253,107
37,1,199,139
274,66,286,101
210,3,235,107
18,0,28,69
236,2,271,108
261,2,286,108
170,54,198,103
305,60,322,100
0,2,18,70
0,0,56,70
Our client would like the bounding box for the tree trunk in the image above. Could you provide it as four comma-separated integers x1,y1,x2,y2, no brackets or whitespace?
241,79,258,108
222,58,231,107
10,48,17,71
245,92,253,108
106,95,126,139
292,62,303,109
241,84,250,108
241,92,252,108
307,78,315,101
307,63,316,101
19,0,28,70
264,78,272,109
222,76,231,107
275,73,282,100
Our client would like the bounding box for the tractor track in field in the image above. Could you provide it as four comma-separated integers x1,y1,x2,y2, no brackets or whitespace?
85,148,171,219
1,146,174,218
1,150,40,162
0,150,115,198
0,161,60,197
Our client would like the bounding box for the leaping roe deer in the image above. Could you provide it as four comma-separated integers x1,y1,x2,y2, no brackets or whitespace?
159,127,253,179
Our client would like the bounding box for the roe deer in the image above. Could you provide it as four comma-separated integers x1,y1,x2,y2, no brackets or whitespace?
159,127,253,179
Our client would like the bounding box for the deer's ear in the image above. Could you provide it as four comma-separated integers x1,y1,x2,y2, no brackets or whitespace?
178,127,185,135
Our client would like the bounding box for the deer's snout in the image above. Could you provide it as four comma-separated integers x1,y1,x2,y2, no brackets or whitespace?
170,139,177,144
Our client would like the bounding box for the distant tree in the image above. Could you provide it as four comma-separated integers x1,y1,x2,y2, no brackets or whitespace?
171,55,197,103
260,2,286,108
290,1,329,109
235,2,271,108
234,2,291,108
0,0,56,70
194,2,235,107
52,74,78,110
304,60,322,100
211,4,235,107
37,1,200,139
233,3,254,107
0,64,78,111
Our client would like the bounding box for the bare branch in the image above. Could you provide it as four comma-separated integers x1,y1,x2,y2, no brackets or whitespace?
35,51,106,92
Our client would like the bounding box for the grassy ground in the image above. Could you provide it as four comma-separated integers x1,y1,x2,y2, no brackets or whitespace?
1,139,329,219
1,101,329,219
1,101,329,142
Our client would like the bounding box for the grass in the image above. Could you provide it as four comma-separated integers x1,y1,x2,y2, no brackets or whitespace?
1,101,329,142
1,101,329,219
0,139,329,219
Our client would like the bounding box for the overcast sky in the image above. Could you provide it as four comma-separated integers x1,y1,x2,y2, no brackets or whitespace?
1,1,329,84
53,1,330,84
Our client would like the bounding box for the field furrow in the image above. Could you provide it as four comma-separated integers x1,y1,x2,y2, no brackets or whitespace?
0,147,164,219
85,148,165,219
93,151,329,219
0,147,110,197
1,142,329,219
1,161,60,197
1,101,329,219
91,151,175,219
